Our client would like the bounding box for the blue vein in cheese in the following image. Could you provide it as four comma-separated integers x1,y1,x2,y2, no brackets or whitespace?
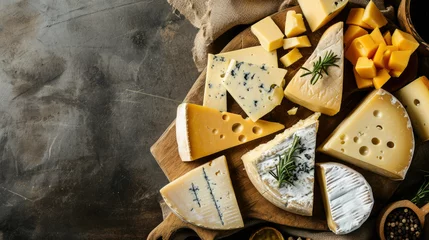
189,183,201,208
203,167,224,226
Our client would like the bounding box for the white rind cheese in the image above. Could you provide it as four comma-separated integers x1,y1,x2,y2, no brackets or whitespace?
242,113,320,216
160,156,244,230
317,162,374,235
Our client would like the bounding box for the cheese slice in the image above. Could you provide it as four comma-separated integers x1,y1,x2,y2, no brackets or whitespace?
242,113,320,216
204,47,278,111
284,22,344,116
297,0,348,32
160,156,244,230
223,60,287,122
317,162,374,235
319,89,415,180
176,103,285,161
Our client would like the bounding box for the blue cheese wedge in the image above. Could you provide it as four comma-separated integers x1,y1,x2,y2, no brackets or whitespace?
160,156,244,230
204,47,278,111
222,60,287,122
242,113,320,216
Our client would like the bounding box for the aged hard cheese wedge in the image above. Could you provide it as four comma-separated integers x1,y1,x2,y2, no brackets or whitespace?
223,60,287,121
204,47,278,111
176,103,285,161
317,162,374,235
319,89,414,180
242,113,320,216
160,156,244,230
297,0,348,32
284,22,344,116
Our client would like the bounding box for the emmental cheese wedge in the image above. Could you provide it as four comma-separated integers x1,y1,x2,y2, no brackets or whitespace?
242,113,320,216
284,22,344,116
176,103,285,161
297,0,348,32
317,162,374,235
160,156,244,230
319,89,414,180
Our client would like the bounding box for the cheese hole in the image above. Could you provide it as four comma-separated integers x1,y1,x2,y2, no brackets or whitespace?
252,126,262,134
376,125,383,130
387,141,395,148
371,138,380,145
373,110,382,118
222,114,229,121
215,170,221,176
359,146,369,156
220,134,225,139
357,42,363,50
212,129,218,134
341,141,345,145
340,134,347,140
377,156,383,160
220,73,225,78
353,136,359,143
341,148,345,152
414,99,421,106
238,135,246,142
232,123,243,133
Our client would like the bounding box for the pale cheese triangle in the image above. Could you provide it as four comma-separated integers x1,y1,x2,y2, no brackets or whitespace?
160,156,244,230
176,103,285,161
284,22,344,116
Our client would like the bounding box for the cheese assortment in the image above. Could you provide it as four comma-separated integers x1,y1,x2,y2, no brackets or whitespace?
160,156,244,229
242,113,320,216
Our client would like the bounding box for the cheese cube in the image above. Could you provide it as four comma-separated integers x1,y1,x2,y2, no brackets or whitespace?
283,36,312,50
297,0,348,32
346,8,372,29
396,76,429,141
345,34,378,65
373,69,391,89
362,1,388,29
390,70,404,78
355,57,376,78
370,28,386,45
251,17,284,51
392,29,419,53
383,46,398,69
354,69,373,89
287,106,299,115
285,11,306,38
373,44,387,68
280,48,303,67
388,50,412,72
384,31,392,45
344,25,368,49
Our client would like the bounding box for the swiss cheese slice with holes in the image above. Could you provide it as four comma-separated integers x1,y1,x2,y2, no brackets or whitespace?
160,155,244,230
319,89,414,180
176,103,285,161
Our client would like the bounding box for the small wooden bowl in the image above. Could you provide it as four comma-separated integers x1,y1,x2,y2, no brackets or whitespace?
250,227,284,240
377,200,429,240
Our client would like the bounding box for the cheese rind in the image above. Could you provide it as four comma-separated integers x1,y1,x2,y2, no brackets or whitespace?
160,156,244,230
176,103,285,161
319,89,415,180
297,0,348,32
251,17,284,51
285,11,306,38
317,162,374,235
284,22,344,116
242,113,320,216
283,36,312,50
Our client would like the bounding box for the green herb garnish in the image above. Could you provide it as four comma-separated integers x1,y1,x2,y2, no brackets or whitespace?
300,50,340,85
411,174,429,207
269,135,301,188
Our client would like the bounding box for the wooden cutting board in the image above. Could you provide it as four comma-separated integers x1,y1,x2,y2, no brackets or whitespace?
148,5,418,240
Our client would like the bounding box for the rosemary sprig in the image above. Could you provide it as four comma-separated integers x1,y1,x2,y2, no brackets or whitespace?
411,174,429,207
269,135,301,188
300,50,340,85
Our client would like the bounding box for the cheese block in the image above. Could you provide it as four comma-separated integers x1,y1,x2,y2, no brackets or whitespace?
283,36,312,50
284,22,344,116
388,50,412,73
362,1,388,29
176,103,285,161
353,69,373,89
204,47,278,111
242,113,320,216
392,29,419,53
317,162,374,235
346,8,372,29
223,60,287,121
319,89,415,180
287,107,298,115
396,76,429,141
383,31,392,45
285,10,306,38
355,57,376,78
280,48,303,67
370,28,386,45
251,17,284,51
160,156,244,230
297,0,348,32
344,25,368,49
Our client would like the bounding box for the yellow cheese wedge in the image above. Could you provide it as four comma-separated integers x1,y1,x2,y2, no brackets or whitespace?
346,8,372,29
355,57,376,78
319,89,414,180
373,43,387,68
285,10,306,38
354,69,373,89
396,76,429,141
251,17,284,51
388,50,412,72
383,31,392,45
373,69,391,89
283,36,312,49
176,103,285,161
344,25,368,49
297,0,348,32
370,28,386,45
280,48,303,67
362,1,388,29
345,34,378,65
392,29,419,53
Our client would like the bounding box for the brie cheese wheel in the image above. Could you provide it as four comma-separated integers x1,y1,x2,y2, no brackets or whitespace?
317,162,374,235
284,22,344,116
160,156,244,230
242,113,320,216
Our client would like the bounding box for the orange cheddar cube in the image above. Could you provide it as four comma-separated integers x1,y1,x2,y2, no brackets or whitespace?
390,70,404,78
373,43,387,68
384,31,392,45
355,57,377,78
354,69,373,89
362,1,388,29
373,69,391,89
344,26,368,49
383,46,398,68
346,8,372,29
370,28,386,45
392,29,419,53
345,34,379,65
388,50,412,72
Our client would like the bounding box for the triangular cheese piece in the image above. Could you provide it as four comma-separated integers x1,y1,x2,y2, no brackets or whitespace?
284,22,344,116
319,89,415,180
160,156,244,230
242,113,320,216
317,162,374,235
176,103,284,161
